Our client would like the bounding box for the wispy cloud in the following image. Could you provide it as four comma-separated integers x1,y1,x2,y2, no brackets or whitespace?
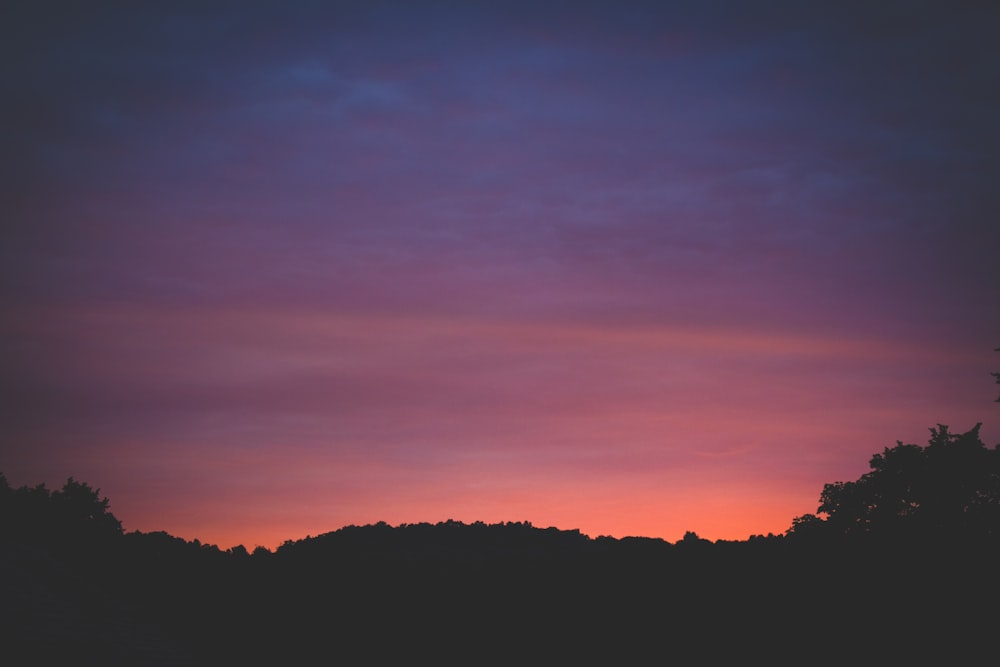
2,1,998,548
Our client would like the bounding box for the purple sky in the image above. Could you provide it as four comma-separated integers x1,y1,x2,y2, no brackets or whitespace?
3,1,999,549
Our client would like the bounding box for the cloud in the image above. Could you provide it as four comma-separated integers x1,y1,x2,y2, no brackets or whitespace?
2,1,998,547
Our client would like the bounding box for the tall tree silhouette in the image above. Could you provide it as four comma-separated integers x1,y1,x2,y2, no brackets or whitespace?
792,424,1000,540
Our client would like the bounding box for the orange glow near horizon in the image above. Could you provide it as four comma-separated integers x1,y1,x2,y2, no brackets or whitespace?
109,452,821,551
11,302,992,551
4,4,999,554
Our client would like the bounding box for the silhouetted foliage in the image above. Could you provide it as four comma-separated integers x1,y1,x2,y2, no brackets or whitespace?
993,346,1000,402
51,478,123,541
0,476,121,548
4,435,1000,666
790,423,1000,542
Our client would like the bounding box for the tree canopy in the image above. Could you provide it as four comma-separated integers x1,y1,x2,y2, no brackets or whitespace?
0,474,122,545
791,423,1000,541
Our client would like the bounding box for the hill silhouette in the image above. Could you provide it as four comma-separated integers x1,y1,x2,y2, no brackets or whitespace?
3,420,999,664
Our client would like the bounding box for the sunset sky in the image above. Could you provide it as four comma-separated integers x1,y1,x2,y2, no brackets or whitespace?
3,1,999,550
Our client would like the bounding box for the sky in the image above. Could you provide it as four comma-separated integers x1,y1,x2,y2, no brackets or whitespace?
3,1,999,550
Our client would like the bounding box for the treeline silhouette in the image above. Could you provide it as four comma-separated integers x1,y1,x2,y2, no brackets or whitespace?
3,422,999,665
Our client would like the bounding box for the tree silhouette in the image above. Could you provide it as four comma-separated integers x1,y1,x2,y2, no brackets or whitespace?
0,475,122,546
993,347,1000,402
792,424,1000,541
3,466,999,663
50,477,123,541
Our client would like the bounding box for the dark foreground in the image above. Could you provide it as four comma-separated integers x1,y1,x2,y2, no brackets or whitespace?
4,521,997,666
